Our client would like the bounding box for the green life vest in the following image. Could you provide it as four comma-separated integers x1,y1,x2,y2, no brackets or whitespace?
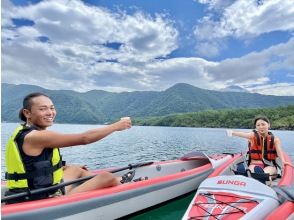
5,125,63,189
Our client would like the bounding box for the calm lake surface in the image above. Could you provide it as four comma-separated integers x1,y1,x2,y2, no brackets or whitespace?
1,123,293,219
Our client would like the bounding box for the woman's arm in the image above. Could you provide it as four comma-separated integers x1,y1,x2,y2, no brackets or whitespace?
275,137,294,168
24,118,131,150
226,129,253,139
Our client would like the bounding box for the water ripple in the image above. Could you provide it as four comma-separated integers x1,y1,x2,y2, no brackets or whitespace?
2,123,293,180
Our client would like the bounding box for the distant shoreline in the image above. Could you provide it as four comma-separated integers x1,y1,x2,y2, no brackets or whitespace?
2,102,293,131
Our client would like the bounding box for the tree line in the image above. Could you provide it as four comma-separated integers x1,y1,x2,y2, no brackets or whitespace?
133,105,294,130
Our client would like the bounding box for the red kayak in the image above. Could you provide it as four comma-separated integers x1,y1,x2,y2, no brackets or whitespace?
2,152,232,220
183,152,294,220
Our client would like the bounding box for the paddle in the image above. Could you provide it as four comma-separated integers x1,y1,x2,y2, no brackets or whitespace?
1,161,153,203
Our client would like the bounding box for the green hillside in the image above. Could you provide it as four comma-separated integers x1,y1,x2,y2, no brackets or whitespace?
134,105,294,130
2,83,294,125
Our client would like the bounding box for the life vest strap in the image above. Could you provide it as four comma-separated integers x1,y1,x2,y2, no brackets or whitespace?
249,149,276,154
264,150,277,154
5,160,63,181
248,149,262,154
269,132,274,149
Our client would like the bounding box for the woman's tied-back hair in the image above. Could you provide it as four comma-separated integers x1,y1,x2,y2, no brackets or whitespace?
254,115,270,126
19,92,49,122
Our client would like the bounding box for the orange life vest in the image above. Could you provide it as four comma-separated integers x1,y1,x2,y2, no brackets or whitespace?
248,130,277,161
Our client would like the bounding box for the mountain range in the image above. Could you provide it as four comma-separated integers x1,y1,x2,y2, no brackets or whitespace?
2,83,294,124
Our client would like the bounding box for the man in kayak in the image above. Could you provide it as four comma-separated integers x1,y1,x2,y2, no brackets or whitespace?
226,115,293,176
5,92,135,202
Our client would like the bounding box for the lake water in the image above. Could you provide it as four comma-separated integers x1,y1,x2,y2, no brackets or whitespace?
1,123,293,219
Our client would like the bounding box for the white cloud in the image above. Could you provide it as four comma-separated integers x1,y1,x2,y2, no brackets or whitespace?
2,0,293,96
5,0,178,62
194,0,294,57
143,57,217,90
222,0,294,37
197,0,235,11
1,0,16,27
2,0,178,91
205,38,294,88
88,37,293,93
132,37,293,94
247,83,294,96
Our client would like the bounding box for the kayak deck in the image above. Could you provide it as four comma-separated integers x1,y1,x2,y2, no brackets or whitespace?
183,153,294,220
189,191,260,220
2,153,232,220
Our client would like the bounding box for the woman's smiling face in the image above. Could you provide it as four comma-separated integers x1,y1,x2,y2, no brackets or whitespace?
24,95,56,129
255,119,270,135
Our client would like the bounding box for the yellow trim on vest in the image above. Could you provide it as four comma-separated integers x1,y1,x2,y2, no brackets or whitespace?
5,125,63,189
52,148,63,185
6,125,28,188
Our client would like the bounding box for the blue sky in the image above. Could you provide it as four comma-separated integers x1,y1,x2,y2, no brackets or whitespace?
2,0,294,95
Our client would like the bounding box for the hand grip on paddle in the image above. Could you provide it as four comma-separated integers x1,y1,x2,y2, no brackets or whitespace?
226,129,233,137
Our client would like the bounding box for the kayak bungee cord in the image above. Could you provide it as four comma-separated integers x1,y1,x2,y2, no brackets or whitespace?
202,192,258,213
203,192,259,203
189,192,259,219
188,210,243,220
189,201,220,220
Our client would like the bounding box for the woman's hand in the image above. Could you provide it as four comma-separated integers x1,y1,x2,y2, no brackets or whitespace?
63,164,88,171
113,117,132,131
283,161,294,168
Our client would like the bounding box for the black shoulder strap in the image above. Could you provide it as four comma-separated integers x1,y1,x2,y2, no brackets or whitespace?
253,130,260,146
14,125,35,156
268,132,275,149
14,125,32,141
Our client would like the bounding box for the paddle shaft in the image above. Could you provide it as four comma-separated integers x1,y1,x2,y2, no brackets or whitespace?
2,161,153,203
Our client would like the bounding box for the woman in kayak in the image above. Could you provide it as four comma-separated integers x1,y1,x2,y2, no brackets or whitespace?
226,115,293,175
5,92,136,201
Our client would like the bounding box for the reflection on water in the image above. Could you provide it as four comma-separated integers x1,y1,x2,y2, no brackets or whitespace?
1,123,293,179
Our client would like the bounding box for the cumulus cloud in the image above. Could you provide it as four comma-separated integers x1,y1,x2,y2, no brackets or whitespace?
2,0,293,96
197,0,235,11
247,83,294,96
205,38,294,94
140,37,294,95
2,0,178,91
95,37,294,94
195,0,294,57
